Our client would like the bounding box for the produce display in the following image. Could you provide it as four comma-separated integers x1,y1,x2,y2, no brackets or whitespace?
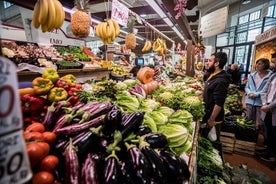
1,41,105,68
32,0,65,32
224,84,244,115
18,68,207,183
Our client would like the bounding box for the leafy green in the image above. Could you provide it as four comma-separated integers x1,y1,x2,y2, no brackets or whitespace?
155,106,175,117
116,94,140,112
142,113,157,132
158,123,191,155
168,110,194,134
139,99,161,113
149,111,168,126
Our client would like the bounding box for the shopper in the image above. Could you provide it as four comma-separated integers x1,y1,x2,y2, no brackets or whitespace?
229,64,241,86
258,57,276,162
244,58,273,138
201,52,231,141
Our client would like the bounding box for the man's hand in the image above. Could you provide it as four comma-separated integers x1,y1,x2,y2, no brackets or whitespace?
207,119,216,128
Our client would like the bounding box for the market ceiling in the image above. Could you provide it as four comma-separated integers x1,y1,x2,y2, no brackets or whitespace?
7,0,240,50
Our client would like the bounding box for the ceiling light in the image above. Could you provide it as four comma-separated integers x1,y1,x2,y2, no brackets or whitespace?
145,0,184,40
242,0,251,5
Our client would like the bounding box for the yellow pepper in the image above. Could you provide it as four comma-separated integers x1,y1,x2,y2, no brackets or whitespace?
61,74,76,87
32,77,54,95
42,68,60,83
48,87,68,102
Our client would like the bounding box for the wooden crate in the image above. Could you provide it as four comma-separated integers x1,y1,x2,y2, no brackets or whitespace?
220,132,235,153
234,139,256,156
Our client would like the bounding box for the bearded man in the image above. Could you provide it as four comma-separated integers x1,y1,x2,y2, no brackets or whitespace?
201,52,231,141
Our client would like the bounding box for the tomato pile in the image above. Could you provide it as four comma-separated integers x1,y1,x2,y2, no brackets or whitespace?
23,121,60,184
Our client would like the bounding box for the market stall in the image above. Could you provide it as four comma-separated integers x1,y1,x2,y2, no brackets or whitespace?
253,26,276,70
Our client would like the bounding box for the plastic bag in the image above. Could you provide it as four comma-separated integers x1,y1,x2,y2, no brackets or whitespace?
208,126,217,142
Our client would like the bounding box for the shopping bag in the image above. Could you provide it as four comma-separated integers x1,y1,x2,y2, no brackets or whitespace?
207,126,217,142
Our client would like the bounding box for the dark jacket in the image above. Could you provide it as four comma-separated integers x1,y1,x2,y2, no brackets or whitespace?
229,69,241,86
203,70,231,122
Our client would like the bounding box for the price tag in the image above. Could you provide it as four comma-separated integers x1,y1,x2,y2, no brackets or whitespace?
111,0,129,27
0,57,23,135
0,130,32,184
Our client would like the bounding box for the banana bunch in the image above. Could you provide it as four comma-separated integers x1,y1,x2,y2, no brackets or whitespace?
32,0,65,32
141,40,152,52
152,38,167,56
95,19,120,44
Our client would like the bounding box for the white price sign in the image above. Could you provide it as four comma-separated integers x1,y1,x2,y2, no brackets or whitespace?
0,131,32,184
0,57,23,135
111,0,129,27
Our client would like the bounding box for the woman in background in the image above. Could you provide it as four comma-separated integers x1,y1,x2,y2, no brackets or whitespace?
245,58,273,140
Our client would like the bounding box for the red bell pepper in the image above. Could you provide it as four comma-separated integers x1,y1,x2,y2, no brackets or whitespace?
68,87,80,104
21,94,46,113
31,105,48,122
55,78,70,91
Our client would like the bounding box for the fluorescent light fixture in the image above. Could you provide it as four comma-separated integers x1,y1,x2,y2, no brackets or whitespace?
163,18,174,27
242,0,251,5
145,0,184,40
172,26,184,40
120,29,128,34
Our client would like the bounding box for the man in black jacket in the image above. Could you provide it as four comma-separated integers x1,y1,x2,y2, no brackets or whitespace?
201,52,231,141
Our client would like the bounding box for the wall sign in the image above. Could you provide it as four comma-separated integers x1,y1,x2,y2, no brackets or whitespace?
200,6,228,38
255,26,276,45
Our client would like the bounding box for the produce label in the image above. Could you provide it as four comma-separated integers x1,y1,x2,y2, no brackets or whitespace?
0,57,23,135
0,130,32,184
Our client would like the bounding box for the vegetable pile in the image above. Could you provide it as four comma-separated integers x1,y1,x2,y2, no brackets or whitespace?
19,70,201,183
224,85,244,115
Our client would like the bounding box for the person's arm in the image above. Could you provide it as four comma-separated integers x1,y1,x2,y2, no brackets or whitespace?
207,104,222,128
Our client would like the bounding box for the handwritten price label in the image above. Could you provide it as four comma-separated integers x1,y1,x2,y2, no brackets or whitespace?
0,57,23,135
0,57,32,184
0,131,32,184
111,0,129,27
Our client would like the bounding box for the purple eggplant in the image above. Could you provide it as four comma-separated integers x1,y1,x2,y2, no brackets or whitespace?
144,133,168,149
53,111,76,133
120,111,145,138
103,156,121,184
55,115,104,135
158,149,190,183
65,139,79,184
77,101,112,123
42,102,56,130
135,125,152,136
125,143,151,184
81,153,99,184
141,146,167,183
102,109,122,136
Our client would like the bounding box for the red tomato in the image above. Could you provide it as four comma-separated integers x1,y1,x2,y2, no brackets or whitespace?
38,155,59,172
26,142,48,167
32,171,54,184
24,131,43,142
42,131,57,144
36,142,50,155
26,122,45,133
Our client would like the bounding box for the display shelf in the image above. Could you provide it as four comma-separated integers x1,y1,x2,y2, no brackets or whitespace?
17,68,111,83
